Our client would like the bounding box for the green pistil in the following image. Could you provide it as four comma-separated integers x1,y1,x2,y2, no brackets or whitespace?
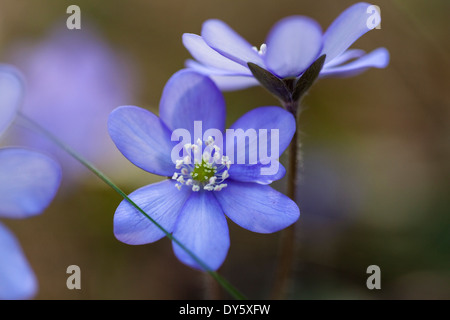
191,159,216,183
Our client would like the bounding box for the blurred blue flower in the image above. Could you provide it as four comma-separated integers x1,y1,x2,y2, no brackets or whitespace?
0,65,61,300
108,70,299,270
5,26,136,180
183,2,389,90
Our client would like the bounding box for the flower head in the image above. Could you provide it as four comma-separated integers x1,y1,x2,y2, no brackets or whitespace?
5,26,136,181
183,2,389,93
0,66,61,300
108,70,300,270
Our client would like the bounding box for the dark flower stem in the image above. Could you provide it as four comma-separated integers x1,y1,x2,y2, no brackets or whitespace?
272,100,301,299
249,56,324,299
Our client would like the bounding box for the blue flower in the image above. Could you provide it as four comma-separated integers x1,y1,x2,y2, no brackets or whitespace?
108,70,300,270
0,65,61,300
183,2,390,91
5,26,136,181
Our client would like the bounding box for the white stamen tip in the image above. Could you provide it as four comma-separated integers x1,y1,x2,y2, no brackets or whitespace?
252,43,267,55
214,183,228,191
222,170,229,180
192,185,200,192
221,156,231,168
205,136,214,146
203,151,211,161
175,184,182,190
260,43,267,55
175,159,184,169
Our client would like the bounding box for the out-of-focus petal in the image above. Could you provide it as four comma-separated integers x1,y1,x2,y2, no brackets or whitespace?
108,106,175,177
215,181,300,233
0,148,61,219
114,180,191,245
0,64,24,136
228,161,286,185
182,34,252,75
320,47,389,77
7,28,136,180
321,2,380,63
265,16,323,78
226,106,296,164
0,223,37,300
172,191,229,271
201,19,263,67
159,70,226,134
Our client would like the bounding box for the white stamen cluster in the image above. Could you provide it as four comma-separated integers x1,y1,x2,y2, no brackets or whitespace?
252,43,267,56
173,136,230,192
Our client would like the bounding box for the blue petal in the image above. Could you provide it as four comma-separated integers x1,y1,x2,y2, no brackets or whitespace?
0,148,61,219
185,59,243,76
159,69,226,134
228,161,286,185
215,181,300,233
0,64,24,136
265,16,323,78
225,106,296,166
172,191,229,271
114,180,191,245
201,19,263,67
320,47,389,77
182,34,251,75
184,59,259,91
0,223,37,300
321,2,380,64
108,105,175,177
323,49,365,68
209,74,260,91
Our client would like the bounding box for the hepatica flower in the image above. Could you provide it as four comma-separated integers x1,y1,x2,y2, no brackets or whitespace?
0,65,61,299
5,27,135,179
183,2,389,94
108,70,300,270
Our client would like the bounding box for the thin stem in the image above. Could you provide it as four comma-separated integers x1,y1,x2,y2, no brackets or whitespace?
271,101,301,299
17,112,246,300
202,272,222,299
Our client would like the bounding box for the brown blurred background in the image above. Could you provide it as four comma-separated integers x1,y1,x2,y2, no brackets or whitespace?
0,0,449,299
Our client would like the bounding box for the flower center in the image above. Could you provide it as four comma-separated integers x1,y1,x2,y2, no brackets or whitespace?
172,136,230,192
191,159,216,183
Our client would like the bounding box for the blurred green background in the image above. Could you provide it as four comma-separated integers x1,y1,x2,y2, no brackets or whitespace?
0,0,449,299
